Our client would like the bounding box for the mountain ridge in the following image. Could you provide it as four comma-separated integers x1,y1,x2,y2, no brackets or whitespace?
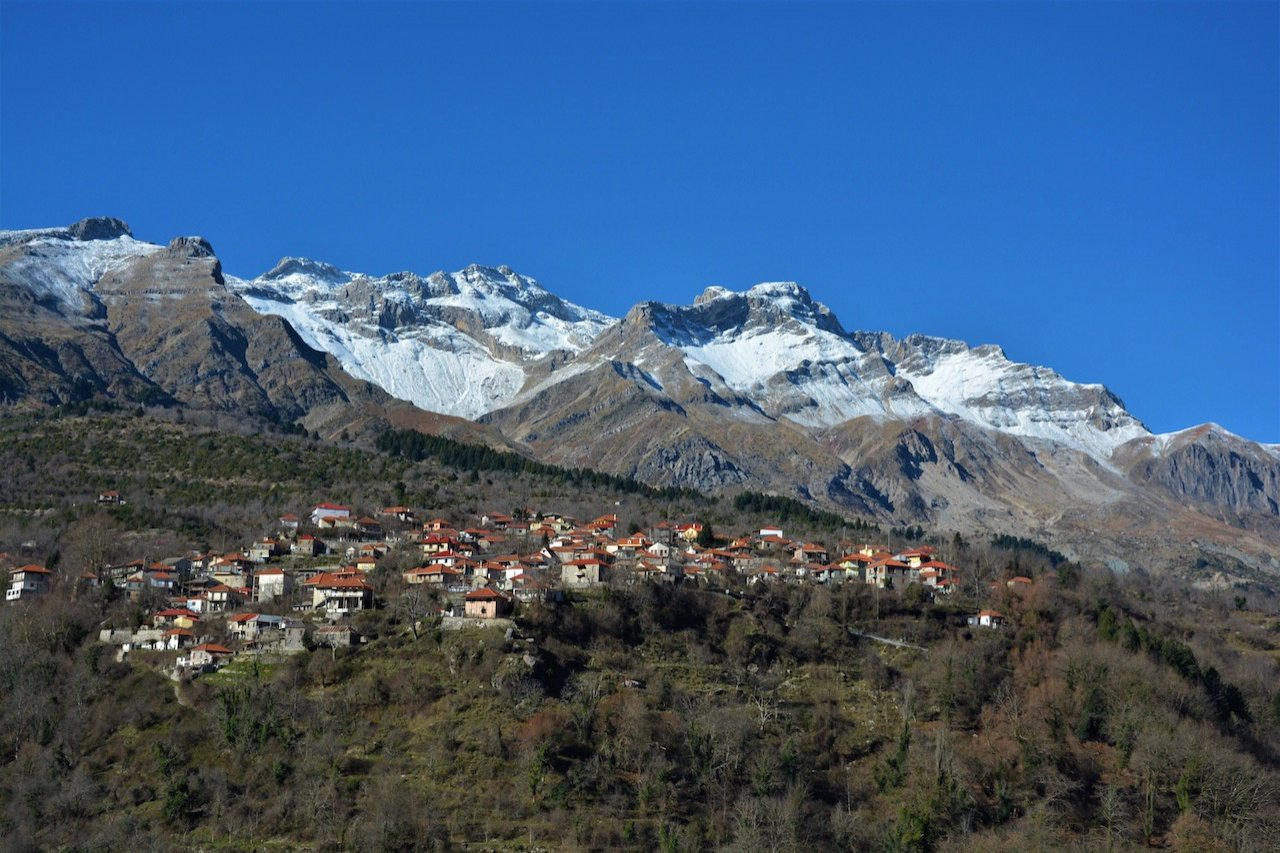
2,217,1276,576
233,245,1158,462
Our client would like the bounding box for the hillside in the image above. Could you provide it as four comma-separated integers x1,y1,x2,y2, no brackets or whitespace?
2,531,1278,850
1,411,1278,851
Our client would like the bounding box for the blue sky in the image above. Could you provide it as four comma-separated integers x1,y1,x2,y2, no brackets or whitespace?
3,2,1277,441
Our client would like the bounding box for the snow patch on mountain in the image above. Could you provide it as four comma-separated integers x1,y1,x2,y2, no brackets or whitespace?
0,231,161,312
893,341,1150,459
231,278,522,419
230,261,612,419
642,283,1150,460
676,327,896,426
260,257,354,289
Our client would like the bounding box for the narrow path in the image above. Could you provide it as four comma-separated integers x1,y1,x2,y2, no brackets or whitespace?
847,627,927,652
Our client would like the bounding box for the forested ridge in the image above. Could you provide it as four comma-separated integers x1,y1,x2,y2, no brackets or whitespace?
0,411,1278,851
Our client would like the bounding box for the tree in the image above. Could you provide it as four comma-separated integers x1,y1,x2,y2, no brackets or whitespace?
60,514,124,585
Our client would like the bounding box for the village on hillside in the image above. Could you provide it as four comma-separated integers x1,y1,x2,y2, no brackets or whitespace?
4,493,1031,674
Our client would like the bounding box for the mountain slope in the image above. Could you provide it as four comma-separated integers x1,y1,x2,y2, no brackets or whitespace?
3,217,1277,575
236,266,1153,465
0,220,165,405
0,219,423,436
478,284,1278,572
230,261,611,420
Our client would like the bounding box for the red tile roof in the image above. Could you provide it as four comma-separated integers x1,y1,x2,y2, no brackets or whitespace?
191,643,233,654
307,572,373,590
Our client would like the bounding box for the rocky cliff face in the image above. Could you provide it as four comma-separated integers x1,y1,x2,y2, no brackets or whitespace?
0,218,160,404
1117,426,1280,519
0,219,400,432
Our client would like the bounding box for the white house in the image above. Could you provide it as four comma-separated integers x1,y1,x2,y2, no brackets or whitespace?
310,503,352,526
228,612,288,640
306,571,374,616
6,565,52,602
970,610,1005,628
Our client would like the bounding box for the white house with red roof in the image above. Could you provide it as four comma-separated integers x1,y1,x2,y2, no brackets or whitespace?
152,607,200,629
403,565,462,586
378,505,416,523
748,564,781,585
481,511,513,529
866,557,912,588
204,583,244,613
186,643,234,668
305,570,374,616
918,560,960,594
249,538,286,563
228,612,288,640
164,628,197,650
971,609,1005,628
792,543,829,564
561,557,607,588
895,546,939,568
310,503,352,526
6,565,52,602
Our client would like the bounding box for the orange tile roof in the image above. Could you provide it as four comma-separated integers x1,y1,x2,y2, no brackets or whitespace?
191,643,233,654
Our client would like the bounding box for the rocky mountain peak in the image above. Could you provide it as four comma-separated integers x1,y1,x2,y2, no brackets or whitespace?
262,257,350,286
67,217,132,242
642,281,847,346
456,264,550,301
166,236,216,259
162,236,222,284
732,282,845,335
901,334,975,359
694,286,732,305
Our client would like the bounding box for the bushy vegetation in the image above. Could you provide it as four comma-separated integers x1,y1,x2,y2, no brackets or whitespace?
2,567,1279,851
732,491,876,532
376,427,704,502
0,413,717,563
1,412,1278,850
990,534,1069,569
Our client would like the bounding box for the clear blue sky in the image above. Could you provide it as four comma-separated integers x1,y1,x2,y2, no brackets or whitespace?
3,2,1277,441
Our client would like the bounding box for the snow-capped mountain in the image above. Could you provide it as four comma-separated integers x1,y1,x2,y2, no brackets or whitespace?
229,260,611,420
230,265,1153,463
0,219,417,430
0,216,1216,465
0,218,162,314
521,281,1149,463
855,331,1151,461
3,218,1277,574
